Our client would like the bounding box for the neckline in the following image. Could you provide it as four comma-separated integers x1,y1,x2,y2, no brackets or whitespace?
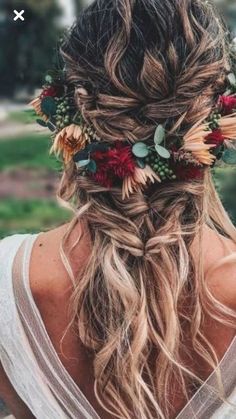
25,233,236,419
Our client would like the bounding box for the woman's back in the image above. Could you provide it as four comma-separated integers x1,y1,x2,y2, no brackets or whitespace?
2,222,234,419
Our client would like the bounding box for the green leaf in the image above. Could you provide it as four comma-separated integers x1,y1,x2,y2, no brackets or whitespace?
73,150,89,162
154,125,165,145
87,159,97,173
47,121,56,132
87,143,109,153
222,149,236,165
132,142,149,158
41,97,57,117
155,144,171,159
36,119,47,127
227,73,236,86
136,158,146,169
76,159,91,168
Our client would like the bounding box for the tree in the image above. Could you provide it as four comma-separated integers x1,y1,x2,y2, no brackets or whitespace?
0,0,63,98
74,0,87,15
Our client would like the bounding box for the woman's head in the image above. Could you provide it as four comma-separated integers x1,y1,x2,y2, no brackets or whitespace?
62,0,229,143
57,1,236,418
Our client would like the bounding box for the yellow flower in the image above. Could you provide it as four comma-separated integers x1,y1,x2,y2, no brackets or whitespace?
122,166,161,200
51,124,87,164
182,120,216,166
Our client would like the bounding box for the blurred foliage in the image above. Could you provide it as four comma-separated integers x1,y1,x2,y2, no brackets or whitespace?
0,0,63,97
0,134,61,171
213,166,236,225
8,109,37,124
0,199,71,238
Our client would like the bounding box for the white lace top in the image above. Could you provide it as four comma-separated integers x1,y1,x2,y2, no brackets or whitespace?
0,233,236,419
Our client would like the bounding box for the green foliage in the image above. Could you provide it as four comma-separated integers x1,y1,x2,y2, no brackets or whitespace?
132,142,149,158
213,166,236,225
8,109,37,125
0,199,70,239
154,125,165,145
0,134,61,171
0,0,63,96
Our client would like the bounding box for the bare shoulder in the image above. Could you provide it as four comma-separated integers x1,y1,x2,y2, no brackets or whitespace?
201,225,236,310
30,221,90,299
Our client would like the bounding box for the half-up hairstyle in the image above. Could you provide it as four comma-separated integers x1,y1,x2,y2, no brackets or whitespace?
58,1,236,418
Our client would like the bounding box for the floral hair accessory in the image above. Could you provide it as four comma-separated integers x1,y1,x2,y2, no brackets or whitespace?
30,70,236,199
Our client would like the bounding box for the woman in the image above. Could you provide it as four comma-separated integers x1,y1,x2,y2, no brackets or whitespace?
1,0,236,418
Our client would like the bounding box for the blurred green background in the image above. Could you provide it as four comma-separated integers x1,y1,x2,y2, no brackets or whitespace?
0,0,235,239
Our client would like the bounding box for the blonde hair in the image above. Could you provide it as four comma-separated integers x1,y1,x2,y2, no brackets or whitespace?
54,0,236,417
57,169,236,419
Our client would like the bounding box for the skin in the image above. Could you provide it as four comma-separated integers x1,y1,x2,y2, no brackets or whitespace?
0,222,236,419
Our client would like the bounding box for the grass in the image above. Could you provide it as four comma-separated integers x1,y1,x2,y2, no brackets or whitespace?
8,109,37,125
0,134,62,171
0,199,71,239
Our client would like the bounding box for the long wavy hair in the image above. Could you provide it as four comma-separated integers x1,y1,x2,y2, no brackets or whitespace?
56,1,236,418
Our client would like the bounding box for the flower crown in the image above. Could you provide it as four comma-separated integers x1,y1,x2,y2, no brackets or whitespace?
30,71,236,199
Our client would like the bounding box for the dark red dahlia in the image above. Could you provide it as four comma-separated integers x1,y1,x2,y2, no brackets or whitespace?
218,95,236,115
205,129,225,147
107,142,135,178
91,141,136,188
175,164,204,181
40,86,60,98
91,168,113,188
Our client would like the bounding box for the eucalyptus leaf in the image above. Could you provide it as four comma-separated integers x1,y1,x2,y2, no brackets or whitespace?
155,144,171,159
136,158,146,169
154,124,165,145
41,97,57,117
222,149,236,165
36,119,47,127
77,159,91,168
47,121,56,132
132,142,149,158
227,73,236,86
73,150,89,162
87,143,109,153
87,159,97,173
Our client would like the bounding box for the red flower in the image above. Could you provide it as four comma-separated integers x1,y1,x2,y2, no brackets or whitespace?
107,142,135,178
92,168,113,188
205,129,225,147
40,86,60,98
175,164,204,181
218,95,236,115
91,142,136,188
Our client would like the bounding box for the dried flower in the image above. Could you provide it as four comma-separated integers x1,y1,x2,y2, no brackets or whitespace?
182,120,216,165
29,97,48,121
51,124,87,164
218,113,236,140
122,166,161,199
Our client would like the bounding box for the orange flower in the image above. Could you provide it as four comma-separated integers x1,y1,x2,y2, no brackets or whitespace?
51,124,87,164
122,166,161,199
182,120,216,166
29,97,48,122
218,113,236,141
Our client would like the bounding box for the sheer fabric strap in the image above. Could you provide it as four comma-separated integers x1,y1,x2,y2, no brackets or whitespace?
12,234,101,419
